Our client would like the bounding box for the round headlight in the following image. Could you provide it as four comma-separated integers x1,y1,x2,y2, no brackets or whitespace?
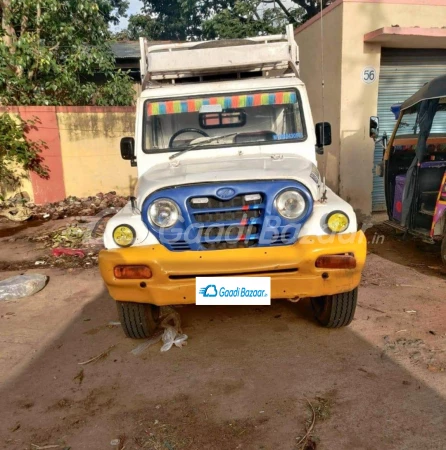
326,211,349,233
113,224,136,247
275,190,306,219
149,198,179,228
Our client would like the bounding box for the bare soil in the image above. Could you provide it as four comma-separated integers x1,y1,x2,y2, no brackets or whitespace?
0,218,445,450
0,217,100,271
367,223,446,278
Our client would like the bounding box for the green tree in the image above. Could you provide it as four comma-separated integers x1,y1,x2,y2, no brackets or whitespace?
260,0,332,24
0,113,48,197
202,0,301,39
289,0,332,22
124,12,164,41
123,0,331,41
98,0,130,25
0,0,135,106
129,0,217,41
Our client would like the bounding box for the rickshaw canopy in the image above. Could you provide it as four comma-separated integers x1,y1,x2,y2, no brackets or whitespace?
400,74,446,111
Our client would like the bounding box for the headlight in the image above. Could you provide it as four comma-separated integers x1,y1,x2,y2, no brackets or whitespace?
275,190,306,219
326,211,349,233
113,225,136,247
149,198,179,228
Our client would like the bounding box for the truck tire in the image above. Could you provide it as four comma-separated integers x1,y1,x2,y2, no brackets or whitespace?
441,237,446,266
116,302,160,339
311,288,358,328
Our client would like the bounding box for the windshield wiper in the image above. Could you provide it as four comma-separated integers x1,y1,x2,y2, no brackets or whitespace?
169,133,238,161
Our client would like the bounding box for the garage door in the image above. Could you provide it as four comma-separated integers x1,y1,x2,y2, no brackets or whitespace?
373,48,446,211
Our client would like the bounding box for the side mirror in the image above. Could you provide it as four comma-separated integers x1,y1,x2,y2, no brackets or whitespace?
370,116,379,140
315,122,331,154
121,137,136,167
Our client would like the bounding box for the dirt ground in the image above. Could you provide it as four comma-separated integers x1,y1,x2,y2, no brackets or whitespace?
0,218,445,450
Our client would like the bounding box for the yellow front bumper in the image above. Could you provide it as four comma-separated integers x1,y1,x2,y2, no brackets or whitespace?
99,231,366,305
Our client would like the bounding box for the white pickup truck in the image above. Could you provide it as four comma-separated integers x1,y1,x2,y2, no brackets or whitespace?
99,25,366,338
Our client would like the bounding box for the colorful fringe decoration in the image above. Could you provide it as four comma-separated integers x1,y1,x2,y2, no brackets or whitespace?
147,91,297,116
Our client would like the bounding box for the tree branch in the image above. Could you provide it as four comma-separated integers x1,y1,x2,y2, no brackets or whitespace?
273,0,299,24
28,0,42,81
49,42,60,52
1,0,17,49
36,0,41,39
21,14,28,35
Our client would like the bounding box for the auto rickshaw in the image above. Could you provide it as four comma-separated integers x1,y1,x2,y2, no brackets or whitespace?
371,74,446,265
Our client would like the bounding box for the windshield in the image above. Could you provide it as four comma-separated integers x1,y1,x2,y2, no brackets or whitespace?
143,89,306,153
396,98,446,137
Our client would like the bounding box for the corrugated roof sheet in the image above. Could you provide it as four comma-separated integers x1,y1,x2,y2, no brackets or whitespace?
110,41,140,59
110,40,173,59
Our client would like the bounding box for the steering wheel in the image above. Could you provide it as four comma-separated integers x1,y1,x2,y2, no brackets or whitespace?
169,128,209,148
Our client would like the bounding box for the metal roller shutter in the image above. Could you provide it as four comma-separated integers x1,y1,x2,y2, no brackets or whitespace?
373,48,446,211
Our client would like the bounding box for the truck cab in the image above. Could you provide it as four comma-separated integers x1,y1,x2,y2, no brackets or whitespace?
99,26,367,338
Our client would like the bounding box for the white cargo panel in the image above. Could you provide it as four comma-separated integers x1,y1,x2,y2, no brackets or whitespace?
140,25,299,87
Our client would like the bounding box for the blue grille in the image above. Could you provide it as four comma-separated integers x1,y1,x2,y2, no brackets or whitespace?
141,180,313,251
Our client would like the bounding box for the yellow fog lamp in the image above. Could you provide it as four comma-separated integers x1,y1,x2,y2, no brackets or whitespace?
326,211,349,233
113,225,136,247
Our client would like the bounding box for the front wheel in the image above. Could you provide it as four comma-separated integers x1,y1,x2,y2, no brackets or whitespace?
116,302,160,339
311,288,358,328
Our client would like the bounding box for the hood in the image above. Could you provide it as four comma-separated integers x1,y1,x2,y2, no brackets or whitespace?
135,154,321,205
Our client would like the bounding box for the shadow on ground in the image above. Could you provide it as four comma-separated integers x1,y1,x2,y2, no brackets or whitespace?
366,224,445,279
0,280,445,450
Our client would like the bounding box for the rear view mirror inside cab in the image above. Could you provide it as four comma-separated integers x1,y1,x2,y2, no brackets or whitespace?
199,107,246,129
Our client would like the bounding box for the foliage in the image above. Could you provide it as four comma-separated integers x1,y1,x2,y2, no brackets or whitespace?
0,113,48,195
125,0,275,41
121,0,326,41
0,0,135,106
97,0,129,26
202,0,297,39
127,0,216,41
290,0,333,22
124,12,163,41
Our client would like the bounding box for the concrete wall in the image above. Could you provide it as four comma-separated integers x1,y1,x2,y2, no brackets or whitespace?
0,106,137,204
57,108,136,198
295,4,344,193
295,0,446,217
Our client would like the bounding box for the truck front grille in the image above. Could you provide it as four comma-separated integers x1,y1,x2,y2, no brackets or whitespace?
189,194,264,249
189,194,262,210
193,209,261,224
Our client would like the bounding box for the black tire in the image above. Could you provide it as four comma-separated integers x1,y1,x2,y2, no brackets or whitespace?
311,288,358,328
441,237,446,266
116,302,160,339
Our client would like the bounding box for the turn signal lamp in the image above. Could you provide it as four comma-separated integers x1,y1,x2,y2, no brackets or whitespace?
316,255,356,269
326,211,349,233
114,265,152,279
